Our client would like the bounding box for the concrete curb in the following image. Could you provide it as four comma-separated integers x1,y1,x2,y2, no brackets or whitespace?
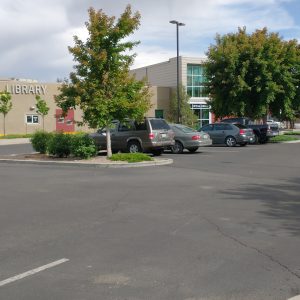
287,296,300,300
0,157,173,168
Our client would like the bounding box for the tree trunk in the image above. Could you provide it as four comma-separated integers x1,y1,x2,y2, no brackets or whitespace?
3,114,6,136
106,126,112,158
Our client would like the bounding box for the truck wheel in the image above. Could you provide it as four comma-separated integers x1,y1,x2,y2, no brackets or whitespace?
127,140,142,153
225,136,237,147
171,141,184,154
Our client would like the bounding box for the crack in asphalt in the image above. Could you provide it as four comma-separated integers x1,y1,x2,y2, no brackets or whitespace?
203,216,300,280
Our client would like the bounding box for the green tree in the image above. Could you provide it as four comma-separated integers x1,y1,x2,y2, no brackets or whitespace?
55,5,151,157
36,95,50,131
205,27,300,122
0,91,13,136
168,85,198,128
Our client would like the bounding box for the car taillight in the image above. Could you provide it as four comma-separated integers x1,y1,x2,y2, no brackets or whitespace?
192,135,200,140
149,133,155,139
239,129,246,134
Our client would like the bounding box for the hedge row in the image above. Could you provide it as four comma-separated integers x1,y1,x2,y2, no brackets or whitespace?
30,131,97,159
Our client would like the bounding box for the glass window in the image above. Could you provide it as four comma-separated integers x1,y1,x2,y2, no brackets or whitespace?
174,124,196,133
150,119,170,130
201,124,213,131
214,124,224,131
26,114,39,124
135,121,147,131
187,64,207,98
187,87,193,97
119,120,135,131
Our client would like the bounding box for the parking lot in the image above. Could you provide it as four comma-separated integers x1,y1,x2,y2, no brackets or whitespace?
0,142,300,300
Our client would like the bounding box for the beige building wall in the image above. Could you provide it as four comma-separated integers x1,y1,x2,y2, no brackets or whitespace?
0,79,87,135
146,86,171,119
131,57,179,88
131,56,206,90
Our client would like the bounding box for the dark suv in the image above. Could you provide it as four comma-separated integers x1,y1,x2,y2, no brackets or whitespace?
89,118,175,156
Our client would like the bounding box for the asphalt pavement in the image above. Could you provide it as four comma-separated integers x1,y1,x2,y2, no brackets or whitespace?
0,142,300,300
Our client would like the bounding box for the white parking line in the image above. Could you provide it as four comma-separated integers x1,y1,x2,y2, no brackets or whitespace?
0,258,69,287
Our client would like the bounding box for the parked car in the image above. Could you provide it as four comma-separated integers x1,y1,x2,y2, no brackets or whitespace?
89,117,175,156
267,119,285,129
166,124,212,154
221,117,279,143
200,122,255,146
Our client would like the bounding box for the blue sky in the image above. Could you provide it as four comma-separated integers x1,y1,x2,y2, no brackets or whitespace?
0,0,300,82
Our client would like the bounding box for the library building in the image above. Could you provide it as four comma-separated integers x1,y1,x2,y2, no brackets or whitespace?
0,57,212,135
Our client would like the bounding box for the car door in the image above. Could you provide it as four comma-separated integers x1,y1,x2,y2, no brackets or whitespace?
201,124,215,142
212,124,226,143
115,120,136,150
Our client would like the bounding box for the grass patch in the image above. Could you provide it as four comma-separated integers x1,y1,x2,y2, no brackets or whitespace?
283,131,300,135
109,153,153,163
0,134,34,139
270,135,299,142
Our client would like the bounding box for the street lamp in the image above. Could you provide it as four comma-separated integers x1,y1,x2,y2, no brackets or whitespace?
170,20,185,123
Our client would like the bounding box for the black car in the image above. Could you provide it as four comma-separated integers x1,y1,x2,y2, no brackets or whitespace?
200,123,255,146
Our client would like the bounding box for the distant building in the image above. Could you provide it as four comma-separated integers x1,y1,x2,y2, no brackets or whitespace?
131,56,214,127
0,78,170,135
0,78,84,135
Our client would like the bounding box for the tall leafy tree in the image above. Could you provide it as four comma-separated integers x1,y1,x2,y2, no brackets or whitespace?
35,95,50,131
0,91,13,136
167,85,198,128
205,27,300,122
56,5,151,157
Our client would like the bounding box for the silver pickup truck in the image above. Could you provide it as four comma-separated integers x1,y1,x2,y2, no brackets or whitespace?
89,118,175,156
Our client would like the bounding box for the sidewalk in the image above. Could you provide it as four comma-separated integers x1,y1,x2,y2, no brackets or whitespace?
0,138,30,145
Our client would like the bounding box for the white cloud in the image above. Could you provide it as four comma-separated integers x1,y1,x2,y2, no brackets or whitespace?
0,0,298,81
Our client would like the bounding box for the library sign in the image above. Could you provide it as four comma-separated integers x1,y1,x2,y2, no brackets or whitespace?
5,84,47,95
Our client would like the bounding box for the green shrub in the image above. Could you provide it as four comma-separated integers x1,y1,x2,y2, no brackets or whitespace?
71,134,97,159
109,153,153,163
270,135,299,142
48,132,73,157
30,131,52,154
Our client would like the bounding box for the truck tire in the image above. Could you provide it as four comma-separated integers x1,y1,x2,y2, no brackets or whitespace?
127,140,142,153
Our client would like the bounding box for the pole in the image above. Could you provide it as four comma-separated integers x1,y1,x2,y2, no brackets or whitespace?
176,23,180,124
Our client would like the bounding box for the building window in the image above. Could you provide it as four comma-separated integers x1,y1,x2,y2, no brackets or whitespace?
26,114,39,124
187,64,208,98
57,117,64,123
155,109,164,119
191,104,210,128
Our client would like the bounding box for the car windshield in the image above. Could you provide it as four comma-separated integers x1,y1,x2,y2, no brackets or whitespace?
150,119,170,130
173,124,196,133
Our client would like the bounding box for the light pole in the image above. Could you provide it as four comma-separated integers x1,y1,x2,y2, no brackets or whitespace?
169,20,185,124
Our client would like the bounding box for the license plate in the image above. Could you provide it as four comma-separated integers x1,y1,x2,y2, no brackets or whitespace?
161,133,167,138
203,135,208,139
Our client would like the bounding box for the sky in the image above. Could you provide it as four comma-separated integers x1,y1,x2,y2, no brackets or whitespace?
1,0,300,82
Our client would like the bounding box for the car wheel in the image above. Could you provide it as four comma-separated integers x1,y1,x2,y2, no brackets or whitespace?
253,134,259,144
151,149,163,156
225,136,237,147
171,141,184,154
187,147,198,153
127,140,142,153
